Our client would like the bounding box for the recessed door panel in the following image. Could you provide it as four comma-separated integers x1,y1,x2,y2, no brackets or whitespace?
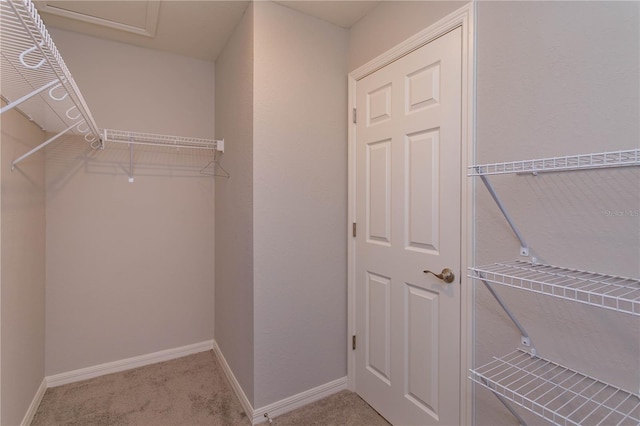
367,272,391,385
406,62,440,114
367,140,392,245
368,83,392,126
405,129,440,253
405,284,440,417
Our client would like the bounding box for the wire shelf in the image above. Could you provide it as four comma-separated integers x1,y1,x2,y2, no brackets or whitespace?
470,349,640,426
470,261,640,316
469,149,640,176
0,0,100,144
102,129,223,151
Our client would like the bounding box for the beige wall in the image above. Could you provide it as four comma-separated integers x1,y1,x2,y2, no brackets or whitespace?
215,1,349,409
49,29,216,139
348,1,467,72
214,3,255,405
44,30,216,375
253,1,349,408
1,106,46,425
475,2,639,424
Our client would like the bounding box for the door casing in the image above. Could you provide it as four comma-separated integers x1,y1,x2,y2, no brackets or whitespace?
347,4,476,425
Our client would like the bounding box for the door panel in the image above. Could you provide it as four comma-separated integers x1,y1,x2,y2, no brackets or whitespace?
355,27,462,426
405,129,440,253
405,284,439,416
366,272,391,384
368,83,393,126
367,140,392,245
406,62,440,112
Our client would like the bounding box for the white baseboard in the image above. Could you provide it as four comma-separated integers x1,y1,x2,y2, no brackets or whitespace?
46,340,214,388
212,342,254,421
21,378,47,426
42,340,346,426
213,343,347,425
253,376,348,425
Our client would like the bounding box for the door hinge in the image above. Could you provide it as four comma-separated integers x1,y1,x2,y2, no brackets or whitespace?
352,222,357,237
352,335,357,350
352,108,357,124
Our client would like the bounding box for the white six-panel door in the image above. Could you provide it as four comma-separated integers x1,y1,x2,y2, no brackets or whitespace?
355,27,462,426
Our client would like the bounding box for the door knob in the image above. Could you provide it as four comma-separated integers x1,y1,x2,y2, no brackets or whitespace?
423,268,455,284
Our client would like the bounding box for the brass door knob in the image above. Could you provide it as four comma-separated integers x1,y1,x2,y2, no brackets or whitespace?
423,268,455,284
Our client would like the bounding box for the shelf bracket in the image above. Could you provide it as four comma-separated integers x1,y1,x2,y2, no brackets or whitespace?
12,121,82,170
477,169,529,256
0,78,61,115
477,272,532,349
128,143,134,183
487,384,528,426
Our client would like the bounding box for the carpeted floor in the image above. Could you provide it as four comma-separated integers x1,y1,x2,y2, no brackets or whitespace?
269,390,390,426
31,350,390,425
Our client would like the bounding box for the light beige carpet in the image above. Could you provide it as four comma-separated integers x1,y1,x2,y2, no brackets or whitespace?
32,350,390,426
269,390,390,426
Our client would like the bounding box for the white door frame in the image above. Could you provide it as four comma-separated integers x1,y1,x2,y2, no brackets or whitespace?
347,4,476,425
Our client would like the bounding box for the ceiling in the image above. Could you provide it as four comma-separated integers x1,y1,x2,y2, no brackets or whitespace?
35,1,380,62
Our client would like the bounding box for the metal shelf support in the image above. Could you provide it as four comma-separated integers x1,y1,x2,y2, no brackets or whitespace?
478,170,529,256
476,271,532,348
486,381,528,426
129,143,134,183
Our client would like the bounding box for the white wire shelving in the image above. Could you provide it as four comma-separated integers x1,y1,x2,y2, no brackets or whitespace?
1,0,102,169
102,129,224,152
470,349,640,426
470,261,640,316
101,129,224,182
469,149,640,176
469,147,640,423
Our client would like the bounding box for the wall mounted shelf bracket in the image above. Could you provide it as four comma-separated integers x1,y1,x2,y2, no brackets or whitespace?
475,170,534,345
474,271,532,349
477,169,529,257
483,379,528,426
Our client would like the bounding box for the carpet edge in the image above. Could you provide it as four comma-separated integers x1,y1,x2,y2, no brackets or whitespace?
45,340,214,388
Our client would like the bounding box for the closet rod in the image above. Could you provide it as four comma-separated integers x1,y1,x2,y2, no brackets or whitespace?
0,94,44,131
0,78,59,114
11,120,81,170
